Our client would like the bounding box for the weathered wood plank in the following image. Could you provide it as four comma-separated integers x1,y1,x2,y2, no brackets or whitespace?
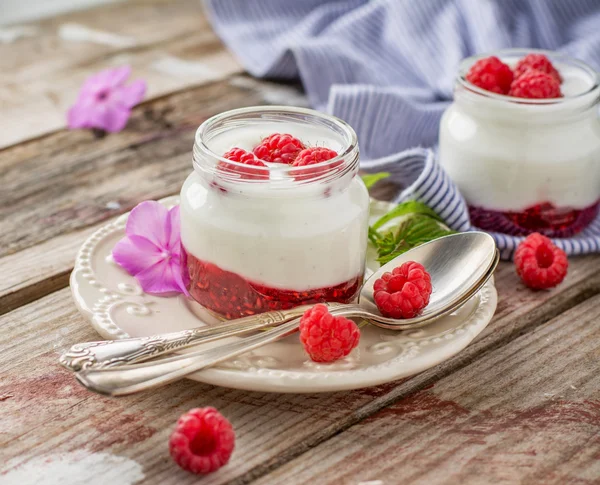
0,227,94,315
0,79,263,258
1,256,599,483
0,289,411,484
254,295,600,485
0,0,240,149
0,77,308,313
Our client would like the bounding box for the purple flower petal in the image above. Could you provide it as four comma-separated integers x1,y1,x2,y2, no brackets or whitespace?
67,103,91,129
166,206,181,252
170,255,190,296
67,99,106,131
125,201,170,248
112,234,164,275
115,79,146,108
68,65,143,133
103,105,132,133
83,66,131,92
134,258,189,295
105,65,133,87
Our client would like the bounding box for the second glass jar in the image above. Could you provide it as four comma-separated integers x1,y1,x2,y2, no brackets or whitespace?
439,49,600,237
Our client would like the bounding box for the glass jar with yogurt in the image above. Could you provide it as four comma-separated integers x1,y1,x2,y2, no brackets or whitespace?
439,49,600,237
180,106,369,319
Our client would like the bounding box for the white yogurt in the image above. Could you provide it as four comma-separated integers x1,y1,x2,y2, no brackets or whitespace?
180,108,368,291
439,51,600,212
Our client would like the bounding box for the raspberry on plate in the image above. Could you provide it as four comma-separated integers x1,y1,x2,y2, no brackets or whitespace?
508,70,562,99
465,56,514,94
373,261,432,319
219,148,269,180
169,407,235,474
253,133,305,164
514,53,562,84
299,304,360,363
514,233,568,290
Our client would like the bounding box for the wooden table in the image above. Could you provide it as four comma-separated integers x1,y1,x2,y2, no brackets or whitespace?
1,2,599,484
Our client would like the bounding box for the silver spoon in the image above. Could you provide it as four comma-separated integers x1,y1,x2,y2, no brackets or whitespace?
61,231,496,372
74,232,498,396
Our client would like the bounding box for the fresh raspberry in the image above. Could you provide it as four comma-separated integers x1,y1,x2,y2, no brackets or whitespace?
290,147,339,181
508,70,562,99
466,56,514,94
253,133,305,164
514,233,568,290
292,147,339,167
169,407,235,474
373,261,432,319
299,304,360,363
514,53,561,84
218,148,269,180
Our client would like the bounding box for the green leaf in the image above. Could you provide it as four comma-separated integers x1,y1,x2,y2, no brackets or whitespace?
371,200,443,230
361,172,390,190
367,201,456,265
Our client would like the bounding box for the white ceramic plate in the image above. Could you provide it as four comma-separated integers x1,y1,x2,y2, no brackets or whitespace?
70,196,497,393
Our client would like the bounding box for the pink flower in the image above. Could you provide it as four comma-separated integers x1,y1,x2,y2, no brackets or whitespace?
113,201,189,296
68,66,146,133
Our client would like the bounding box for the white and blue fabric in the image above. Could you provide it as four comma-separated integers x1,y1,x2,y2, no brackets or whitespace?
205,0,600,259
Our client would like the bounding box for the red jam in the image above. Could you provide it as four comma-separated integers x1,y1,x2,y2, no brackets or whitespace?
469,200,599,237
183,250,362,319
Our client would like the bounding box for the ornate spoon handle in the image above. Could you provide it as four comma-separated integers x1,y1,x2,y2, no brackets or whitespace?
60,303,347,371
75,304,366,396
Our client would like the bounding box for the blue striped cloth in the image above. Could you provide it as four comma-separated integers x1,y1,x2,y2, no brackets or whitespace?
205,0,600,259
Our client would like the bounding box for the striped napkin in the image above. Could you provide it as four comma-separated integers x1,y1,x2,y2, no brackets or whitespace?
205,0,600,258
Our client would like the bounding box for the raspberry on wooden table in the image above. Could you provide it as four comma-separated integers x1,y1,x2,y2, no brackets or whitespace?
465,56,514,94
169,407,235,474
514,233,568,290
508,70,562,99
299,304,360,363
218,148,269,180
514,53,562,84
373,261,432,319
253,133,305,164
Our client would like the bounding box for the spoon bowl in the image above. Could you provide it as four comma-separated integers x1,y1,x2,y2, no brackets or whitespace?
358,232,498,328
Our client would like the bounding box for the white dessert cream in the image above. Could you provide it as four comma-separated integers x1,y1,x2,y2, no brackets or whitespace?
180,107,369,318
439,49,600,236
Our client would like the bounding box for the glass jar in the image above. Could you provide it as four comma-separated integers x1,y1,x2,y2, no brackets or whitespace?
180,106,369,319
439,49,600,237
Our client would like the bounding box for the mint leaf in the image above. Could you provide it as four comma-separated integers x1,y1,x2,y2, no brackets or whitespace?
361,172,390,190
371,200,443,230
368,201,455,265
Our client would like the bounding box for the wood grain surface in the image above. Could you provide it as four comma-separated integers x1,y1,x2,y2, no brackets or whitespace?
0,0,240,149
1,1,599,484
0,75,304,314
254,295,600,485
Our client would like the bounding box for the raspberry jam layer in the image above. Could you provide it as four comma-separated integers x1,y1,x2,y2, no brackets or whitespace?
469,200,599,237
183,251,362,319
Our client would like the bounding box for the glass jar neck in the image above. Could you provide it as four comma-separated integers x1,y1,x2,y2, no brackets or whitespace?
454,82,600,125
192,106,360,199
455,48,600,125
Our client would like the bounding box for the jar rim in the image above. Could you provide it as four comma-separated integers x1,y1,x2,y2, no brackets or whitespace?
457,48,600,106
193,105,359,186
